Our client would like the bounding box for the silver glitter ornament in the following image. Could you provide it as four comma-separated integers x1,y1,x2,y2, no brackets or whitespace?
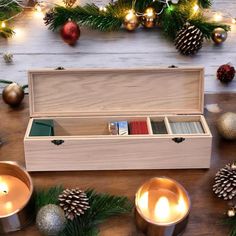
36,204,66,236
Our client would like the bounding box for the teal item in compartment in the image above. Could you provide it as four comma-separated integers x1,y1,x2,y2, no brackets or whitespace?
29,120,54,136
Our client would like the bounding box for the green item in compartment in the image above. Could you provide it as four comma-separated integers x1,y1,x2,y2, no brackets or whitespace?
30,120,54,136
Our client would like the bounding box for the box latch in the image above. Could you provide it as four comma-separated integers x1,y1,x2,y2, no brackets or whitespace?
51,140,64,145
172,137,185,143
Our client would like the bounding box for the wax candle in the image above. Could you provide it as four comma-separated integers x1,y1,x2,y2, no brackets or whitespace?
0,162,34,234
135,177,190,236
0,175,30,217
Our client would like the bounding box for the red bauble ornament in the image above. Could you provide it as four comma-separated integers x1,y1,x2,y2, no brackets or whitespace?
60,21,80,45
217,64,235,83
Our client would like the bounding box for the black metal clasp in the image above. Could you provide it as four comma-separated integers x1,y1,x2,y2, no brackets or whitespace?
51,140,64,145
172,137,185,143
55,67,65,70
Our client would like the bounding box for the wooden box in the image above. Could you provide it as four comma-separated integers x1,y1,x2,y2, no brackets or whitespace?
24,67,212,171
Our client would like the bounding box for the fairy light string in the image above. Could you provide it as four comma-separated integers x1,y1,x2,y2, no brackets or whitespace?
0,0,235,38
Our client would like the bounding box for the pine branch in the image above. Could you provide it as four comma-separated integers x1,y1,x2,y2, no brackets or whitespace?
0,0,22,21
197,0,212,9
35,186,64,210
189,18,230,39
0,79,14,84
223,215,236,236
47,4,124,32
59,189,133,236
159,5,186,39
35,187,133,236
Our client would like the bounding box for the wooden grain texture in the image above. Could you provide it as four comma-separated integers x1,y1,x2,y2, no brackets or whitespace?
24,131,212,171
0,1,235,93
29,68,204,117
1,94,236,236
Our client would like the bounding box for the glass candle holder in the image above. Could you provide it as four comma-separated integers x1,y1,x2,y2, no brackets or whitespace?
0,161,34,234
135,177,190,236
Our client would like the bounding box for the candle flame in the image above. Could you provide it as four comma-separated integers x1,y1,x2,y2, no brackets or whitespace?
0,182,8,194
139,191,149,210
154,196,170,221
176,196,187,213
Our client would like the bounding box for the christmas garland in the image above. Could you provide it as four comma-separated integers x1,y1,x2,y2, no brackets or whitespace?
35,186,133,236
44,0,231,55
0,0,22,37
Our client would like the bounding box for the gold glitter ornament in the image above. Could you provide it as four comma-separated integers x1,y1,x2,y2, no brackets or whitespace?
217,112,236,140
36,204,66,236
211,27,228,44
123,10,139,31
141,7,157,28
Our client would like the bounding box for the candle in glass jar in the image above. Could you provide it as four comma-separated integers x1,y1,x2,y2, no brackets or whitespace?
135,177,190,236
0,162,34,234
0,175,30,217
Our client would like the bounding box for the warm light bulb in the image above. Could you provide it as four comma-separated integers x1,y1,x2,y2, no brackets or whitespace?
154,196,170,221
0,182,8,194
193,4,199,13
214,13,223,22
1,21,6,28
232,18,236,24
146,8,154,17
99,6,107,12
126,10,135,21
35,4,42,12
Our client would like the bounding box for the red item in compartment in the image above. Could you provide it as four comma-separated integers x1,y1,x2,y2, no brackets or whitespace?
129,121,149,135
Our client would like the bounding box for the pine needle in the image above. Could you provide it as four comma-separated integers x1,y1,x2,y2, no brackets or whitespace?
35,186,64,210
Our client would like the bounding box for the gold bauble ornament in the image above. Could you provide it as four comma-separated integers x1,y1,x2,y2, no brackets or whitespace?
141,7,157,28
2,82,25,107
217,112,236,140
211,28,228,44
123,10,139,31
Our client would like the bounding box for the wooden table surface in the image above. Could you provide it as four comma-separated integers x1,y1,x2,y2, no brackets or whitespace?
0,94,236,236
0,0,236,93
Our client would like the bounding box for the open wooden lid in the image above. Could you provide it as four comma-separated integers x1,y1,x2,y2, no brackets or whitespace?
28,67,204,117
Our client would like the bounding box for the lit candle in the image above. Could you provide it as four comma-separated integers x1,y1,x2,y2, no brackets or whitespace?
135,177,190,236
0,162,34,234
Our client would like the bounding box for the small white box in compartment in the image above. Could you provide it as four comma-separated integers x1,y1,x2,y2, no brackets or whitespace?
24,67,212,171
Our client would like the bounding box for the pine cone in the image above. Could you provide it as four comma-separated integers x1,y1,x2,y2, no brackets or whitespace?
58,188,90,220
175,23,204,56
44,10,55,26
213,163,236,200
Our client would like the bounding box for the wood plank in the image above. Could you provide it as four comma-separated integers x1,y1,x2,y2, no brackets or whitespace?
1,54,236,93
0,0,235,93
